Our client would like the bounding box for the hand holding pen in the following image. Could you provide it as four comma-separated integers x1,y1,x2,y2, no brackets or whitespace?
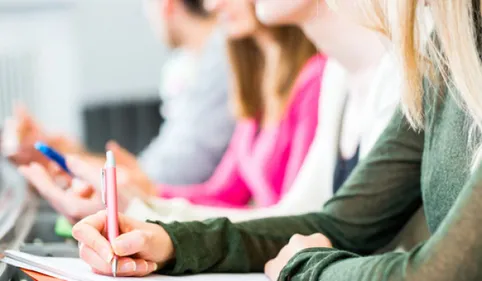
73,212,174,276
18,142,103,224
72,151,173,277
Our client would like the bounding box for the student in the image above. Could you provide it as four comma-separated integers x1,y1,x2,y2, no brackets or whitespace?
149,0,321,208
19,0,321,218
5,0,234,185
73,0,482,280
121,0,402,223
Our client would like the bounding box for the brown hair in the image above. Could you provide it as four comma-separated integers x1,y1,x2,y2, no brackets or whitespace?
182,0,209,17
227,24,317,120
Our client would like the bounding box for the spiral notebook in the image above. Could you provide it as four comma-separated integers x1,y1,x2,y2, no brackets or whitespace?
1,250,268,281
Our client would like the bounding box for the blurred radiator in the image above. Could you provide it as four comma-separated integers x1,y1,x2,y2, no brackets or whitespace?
82,98,163,155
0,51,35,124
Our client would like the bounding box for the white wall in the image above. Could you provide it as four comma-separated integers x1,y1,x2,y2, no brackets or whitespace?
0,0,169,138
75,0,169,105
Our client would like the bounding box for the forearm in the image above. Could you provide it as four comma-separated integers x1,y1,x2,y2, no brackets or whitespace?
281,248,406,281
158,206,413,275
156,205,417,277
281,164,482,281
155,213,327,274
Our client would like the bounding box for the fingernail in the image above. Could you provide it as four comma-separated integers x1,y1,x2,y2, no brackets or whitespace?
153,263,159,271
120,261,136,273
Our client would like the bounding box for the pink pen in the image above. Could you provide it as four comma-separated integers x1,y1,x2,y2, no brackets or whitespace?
102,151,119,277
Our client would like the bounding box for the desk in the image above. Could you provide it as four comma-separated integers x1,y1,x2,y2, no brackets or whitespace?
0,160,37,281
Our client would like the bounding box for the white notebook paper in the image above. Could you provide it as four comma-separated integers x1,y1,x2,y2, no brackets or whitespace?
1,250,268,281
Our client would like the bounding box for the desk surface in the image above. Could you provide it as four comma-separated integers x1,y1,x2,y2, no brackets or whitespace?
0,160,37,281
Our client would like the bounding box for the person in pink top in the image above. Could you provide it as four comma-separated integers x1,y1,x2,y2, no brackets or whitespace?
17,0,324,222
160,55,324,208
156,0,324,208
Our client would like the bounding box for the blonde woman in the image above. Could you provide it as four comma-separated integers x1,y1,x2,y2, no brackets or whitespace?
72,0,482,280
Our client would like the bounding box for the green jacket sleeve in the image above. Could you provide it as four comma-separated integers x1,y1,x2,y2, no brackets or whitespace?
281,160,482,281
153,108,424,275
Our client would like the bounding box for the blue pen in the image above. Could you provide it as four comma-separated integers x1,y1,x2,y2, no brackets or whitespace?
34,141,72,175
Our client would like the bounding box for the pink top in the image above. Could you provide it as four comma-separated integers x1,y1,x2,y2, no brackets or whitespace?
159,54,326,208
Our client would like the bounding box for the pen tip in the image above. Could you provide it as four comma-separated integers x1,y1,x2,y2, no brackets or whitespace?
112,258,118,277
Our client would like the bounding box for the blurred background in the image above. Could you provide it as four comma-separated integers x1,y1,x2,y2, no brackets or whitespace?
0,1,171,279
0,0,168,154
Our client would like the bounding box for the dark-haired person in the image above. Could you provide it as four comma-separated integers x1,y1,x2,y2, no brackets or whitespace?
5,0,234,186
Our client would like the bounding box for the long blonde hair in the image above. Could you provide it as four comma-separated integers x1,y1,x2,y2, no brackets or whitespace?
354,0,482,169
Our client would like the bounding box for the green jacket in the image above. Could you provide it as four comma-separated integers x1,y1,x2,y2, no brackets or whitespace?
154,80,482,280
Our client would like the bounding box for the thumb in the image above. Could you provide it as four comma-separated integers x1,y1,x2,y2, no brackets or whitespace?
107,141,136,168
